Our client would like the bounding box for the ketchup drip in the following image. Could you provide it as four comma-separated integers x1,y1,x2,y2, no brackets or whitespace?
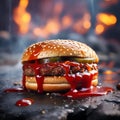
22,61,113,98
61,61,94,90
22,72,26,90
61,62,81,90
35,67,44,93
16,98,34,107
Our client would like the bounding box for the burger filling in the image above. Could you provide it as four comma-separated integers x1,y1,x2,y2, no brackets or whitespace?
23,57,98,77
22,57,98,91
24,62,97,76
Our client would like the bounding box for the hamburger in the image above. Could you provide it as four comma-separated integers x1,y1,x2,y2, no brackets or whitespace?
21,40,99,93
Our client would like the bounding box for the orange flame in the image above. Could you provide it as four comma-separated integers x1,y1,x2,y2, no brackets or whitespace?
95,13,117,34
62,15,72,29
13,0,31,34
96,13,117,26
104,70,114,75
73,13,91,34
53,1,63,16
33,18,61,38
95,24,105,35
33,12,91,38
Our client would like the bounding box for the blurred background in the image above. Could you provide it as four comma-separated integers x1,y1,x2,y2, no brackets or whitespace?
0,1,120,118
0,0,120,74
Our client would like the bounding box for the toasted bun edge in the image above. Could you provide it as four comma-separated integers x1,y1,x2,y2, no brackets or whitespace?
22,40,99,63
25,76,98,92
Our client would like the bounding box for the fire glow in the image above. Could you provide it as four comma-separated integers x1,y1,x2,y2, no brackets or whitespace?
95,13,117,35
13,0,117,37
13,0,31,34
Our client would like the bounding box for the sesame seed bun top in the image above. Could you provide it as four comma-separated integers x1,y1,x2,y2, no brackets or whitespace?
21,39,99,63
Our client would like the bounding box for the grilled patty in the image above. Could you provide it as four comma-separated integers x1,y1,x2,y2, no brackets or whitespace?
24,63,97,76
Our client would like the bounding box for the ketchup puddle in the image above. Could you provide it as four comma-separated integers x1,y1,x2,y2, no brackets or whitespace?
4,87,25,93
63,86,113,98
15,98,34,107
3,86,113,107
4,88,34,107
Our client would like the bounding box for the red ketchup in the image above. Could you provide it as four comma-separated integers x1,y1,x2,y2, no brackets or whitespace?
63,86,113,98
4,87,25,93
16,98,34,107
23,62,45,93
22,61,113,98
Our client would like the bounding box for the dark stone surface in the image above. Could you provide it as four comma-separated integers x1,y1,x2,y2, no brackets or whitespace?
0,61,120,120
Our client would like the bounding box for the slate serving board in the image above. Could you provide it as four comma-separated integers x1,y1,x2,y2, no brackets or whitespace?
0,63,120,120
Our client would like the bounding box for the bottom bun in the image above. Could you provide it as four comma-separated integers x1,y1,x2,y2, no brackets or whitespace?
25,76,98,92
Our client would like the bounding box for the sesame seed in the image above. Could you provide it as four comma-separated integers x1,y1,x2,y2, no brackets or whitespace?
66,49,69,51
74,51,77,54
63,51,66,54
60,49,63,51
42,45,46,48
33,45,36,48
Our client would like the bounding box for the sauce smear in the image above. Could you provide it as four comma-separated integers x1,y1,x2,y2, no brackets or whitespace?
16,98,34,107
4,87,25,93
63,86,113,98
35,67,44,93
22,61,113,98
